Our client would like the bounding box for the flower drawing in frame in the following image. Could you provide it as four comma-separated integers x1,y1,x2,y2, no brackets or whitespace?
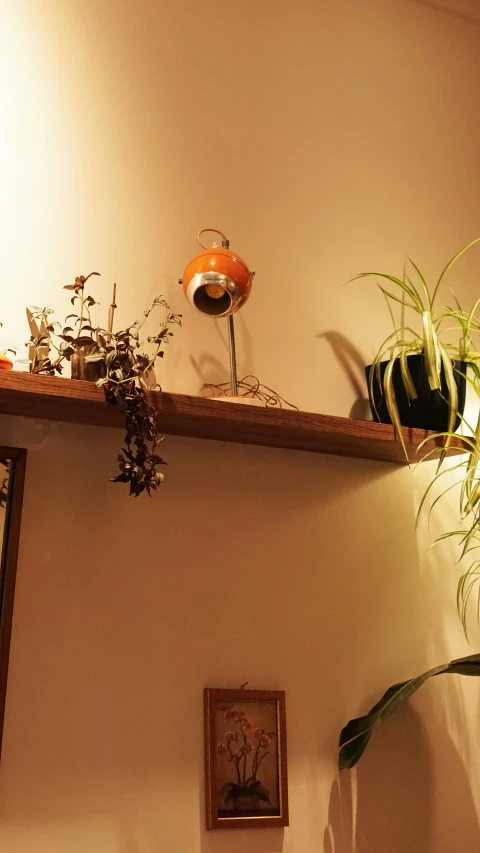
204,688,289,829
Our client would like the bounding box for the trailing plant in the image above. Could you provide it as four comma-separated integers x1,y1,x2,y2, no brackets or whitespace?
351,238,480,461
86,295,182,496
338,653,480,769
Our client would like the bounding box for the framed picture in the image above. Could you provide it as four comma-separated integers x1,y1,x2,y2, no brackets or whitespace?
0,448,27,758
204,688,288,829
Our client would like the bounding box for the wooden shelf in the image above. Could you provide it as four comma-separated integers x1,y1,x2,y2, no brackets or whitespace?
0,371,466,465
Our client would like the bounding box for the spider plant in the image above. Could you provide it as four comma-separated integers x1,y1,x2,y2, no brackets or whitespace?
417,384,480,638
352,238,480,461
89,296,182,496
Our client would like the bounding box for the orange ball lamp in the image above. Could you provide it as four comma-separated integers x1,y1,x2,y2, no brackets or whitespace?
0,354,13,371
181,228,253,318
179,229,255,396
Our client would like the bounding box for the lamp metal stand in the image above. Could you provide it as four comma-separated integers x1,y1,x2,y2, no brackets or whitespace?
227,314,238,397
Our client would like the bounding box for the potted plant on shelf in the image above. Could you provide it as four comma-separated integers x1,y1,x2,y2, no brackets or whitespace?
85,295,182,496
60,272,107,382
20,274,182,496
23,275,111,377
352,239,480,460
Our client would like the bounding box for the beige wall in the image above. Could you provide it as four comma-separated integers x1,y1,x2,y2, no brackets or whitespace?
1,0,480,851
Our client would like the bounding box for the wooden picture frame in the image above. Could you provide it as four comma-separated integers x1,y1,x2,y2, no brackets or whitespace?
204,688,289,829
0,447,27,756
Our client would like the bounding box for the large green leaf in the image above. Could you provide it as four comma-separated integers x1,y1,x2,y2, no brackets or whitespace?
338,653,480,770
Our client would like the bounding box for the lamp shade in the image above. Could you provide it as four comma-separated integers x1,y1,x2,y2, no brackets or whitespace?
181,240,253,318
0,354,13,371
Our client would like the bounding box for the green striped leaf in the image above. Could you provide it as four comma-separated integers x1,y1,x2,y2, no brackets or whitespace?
422,311,441,390
339,654,480,770
399,348,418,401
384,356,409,463
432,237,480,304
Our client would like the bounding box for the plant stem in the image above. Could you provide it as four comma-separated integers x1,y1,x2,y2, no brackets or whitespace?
252,743,261,780
107,282,117,341
79,284,84,333
226,744,241,786
255,752,269,776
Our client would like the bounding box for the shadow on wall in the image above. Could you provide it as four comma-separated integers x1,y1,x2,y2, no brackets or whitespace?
190,313,256,394
318,332,370,421
115,808,286,853
410,0,480,27
325,700,480,853
190,352,230,394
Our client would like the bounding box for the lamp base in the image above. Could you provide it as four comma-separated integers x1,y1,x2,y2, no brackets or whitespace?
211,395,265,407
204,376,298,411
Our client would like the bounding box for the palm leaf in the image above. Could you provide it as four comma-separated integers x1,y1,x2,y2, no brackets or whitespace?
339,653,480,769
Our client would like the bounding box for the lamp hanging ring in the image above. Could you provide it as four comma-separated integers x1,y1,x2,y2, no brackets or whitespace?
196,228,230,250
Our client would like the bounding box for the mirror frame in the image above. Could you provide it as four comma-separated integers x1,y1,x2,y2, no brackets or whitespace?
0,446,27,753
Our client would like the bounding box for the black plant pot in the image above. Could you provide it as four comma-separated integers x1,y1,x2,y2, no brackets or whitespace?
70,343,106,383
365,354,466,432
